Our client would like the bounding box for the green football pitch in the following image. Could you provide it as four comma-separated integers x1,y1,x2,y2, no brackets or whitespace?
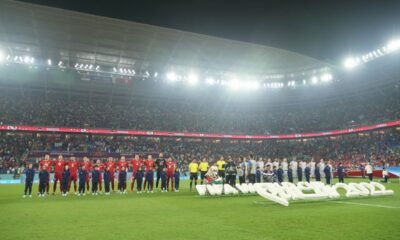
1,179,399,240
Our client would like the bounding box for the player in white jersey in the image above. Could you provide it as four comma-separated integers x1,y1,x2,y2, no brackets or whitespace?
290,160,298,178
281,158,288,180
273,159,280,169
310,158,316,178
257,157,264,182
300,160,307,176
265,158,272,169
318,159,325,178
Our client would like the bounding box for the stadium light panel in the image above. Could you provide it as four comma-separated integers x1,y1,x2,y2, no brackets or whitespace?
0,50,4,63
205,77,216,85
229,79,241,90
95,65,100,71
154,72,158,78
387,39,400,52
58,61,63,66
166,71,178,81
23,55,30,64
47,59,52,66
247,81,260,90
187,73,199,85
344,57,358,69
320,73,333,82
311,76,318,84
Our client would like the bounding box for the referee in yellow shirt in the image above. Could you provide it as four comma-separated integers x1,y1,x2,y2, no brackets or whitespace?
188,159,199,191
199,158,209,184
216,156,226,178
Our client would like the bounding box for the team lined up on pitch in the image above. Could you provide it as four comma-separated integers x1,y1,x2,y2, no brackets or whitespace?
23,153,180,197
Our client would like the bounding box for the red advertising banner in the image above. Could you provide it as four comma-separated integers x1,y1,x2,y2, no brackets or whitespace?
0,120,399,139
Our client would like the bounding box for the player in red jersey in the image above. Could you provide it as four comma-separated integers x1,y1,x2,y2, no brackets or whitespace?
68,157,78,194
165,157,176,192
143,155,155,191
53,155,65,194
96,159,105,193
130,154,142,191
82,157,92,191
118,156,129,190
105,157,116,192
39,154,53,194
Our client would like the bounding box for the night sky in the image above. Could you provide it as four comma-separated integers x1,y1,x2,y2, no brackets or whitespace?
20,0,400,63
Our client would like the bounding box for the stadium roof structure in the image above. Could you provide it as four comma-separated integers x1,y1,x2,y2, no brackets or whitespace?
0,0,330,77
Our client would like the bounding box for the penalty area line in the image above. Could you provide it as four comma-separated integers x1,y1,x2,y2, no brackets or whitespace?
333,201,400,209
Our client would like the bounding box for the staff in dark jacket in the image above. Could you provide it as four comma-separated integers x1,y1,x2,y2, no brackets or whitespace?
314,166,321,181
324,165,331,185
337,163,344,183
225,158,237,187
62,165,70,196
305,165,311,183
119,166,127,194
297,164,303,182
23,163,35,198
78,166,87,196
103,166,111,195
38,166,49,197
287,167,293,183
91,165,100,195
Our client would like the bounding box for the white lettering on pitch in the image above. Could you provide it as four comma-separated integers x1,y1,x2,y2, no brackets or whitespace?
197,182,394,206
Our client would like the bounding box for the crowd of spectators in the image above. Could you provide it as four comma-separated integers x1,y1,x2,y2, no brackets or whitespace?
1,128,399,173
0,87,399,135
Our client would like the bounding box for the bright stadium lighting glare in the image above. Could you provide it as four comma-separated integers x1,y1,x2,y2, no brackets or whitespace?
47,59,52,66
113,67,117,72
0,50,4,63
154,72,158,77
229,79,241,90
166,71,178,81
95,65,99,71
23,55,30,64
320,73,333,82
387,39,400,52
58,61,62,66
344,57,358,69
205,77,216,85
187,73,199,85
311,76,318,84
302,79,306,85
247,81,260,90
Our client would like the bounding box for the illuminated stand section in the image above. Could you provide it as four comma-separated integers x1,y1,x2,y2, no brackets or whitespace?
196,182,394,207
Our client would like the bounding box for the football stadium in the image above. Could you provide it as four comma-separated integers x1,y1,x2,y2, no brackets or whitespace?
1,1,400,239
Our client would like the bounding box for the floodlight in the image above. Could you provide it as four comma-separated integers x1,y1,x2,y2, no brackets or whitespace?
344,57,357,69
247,81,260,90
23,55,30,63
387,39,400,52
187,73,199,85
58,61,62,66
95,65,100,71
205,77,215,85
229,79,241,90
321,73,333,82
166,71,177,81
47,59,52,66
0,50,4,63
311,76,318,84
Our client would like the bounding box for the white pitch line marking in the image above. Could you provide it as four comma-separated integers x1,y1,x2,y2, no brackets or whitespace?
334,201,400,209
